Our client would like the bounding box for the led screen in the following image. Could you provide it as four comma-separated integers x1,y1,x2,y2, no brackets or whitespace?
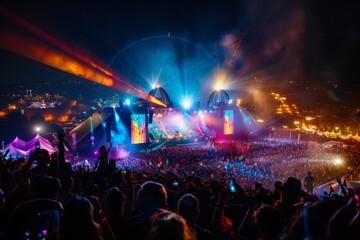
223,110,234,135
131,114,147,144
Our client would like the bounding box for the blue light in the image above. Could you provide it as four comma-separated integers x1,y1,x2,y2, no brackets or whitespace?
113,107,120,122
229,99,233,104
125,99,131,105
182,99,192,110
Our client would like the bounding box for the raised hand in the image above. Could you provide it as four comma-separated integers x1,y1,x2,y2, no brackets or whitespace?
57,128,65,141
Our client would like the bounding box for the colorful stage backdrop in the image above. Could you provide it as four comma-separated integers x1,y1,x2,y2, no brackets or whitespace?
131,114,147,144
223,110,234,135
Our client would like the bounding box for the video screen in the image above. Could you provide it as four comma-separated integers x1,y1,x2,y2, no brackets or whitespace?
131,114,147,144
223,110,234,135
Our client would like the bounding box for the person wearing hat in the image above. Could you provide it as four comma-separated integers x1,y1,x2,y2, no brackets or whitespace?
274,177,307,225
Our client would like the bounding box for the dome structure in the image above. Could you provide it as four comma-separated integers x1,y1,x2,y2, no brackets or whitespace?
147,86,171,107
208,89,230,107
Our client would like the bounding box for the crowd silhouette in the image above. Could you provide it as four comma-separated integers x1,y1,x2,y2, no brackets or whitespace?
0,131,360,239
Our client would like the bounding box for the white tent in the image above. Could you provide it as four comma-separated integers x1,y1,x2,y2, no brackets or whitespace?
5,134,57,158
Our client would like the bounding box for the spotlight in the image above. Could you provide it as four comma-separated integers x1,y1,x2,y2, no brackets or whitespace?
229,99,233,104
334,158,343,165
35,126,41,133
182,99,192,110
125,99,131,105
214,84,222,91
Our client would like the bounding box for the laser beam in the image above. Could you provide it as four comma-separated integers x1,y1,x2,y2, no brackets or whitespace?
0,8,166,107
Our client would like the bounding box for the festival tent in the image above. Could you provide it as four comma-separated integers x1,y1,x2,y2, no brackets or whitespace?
315,176,360,197
5,134,57,158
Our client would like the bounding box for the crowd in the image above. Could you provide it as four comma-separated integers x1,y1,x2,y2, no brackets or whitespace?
126,139,360,191
0,131,360,239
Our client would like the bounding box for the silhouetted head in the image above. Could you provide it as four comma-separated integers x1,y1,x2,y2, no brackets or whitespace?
281,177,306,198
99,146,106,153
107,187,125,213
177,194,199,223
303,199,345,240
148,209,196,240
61,196,103,240
33,176,61,200
255,205,285,239
137,181,167,221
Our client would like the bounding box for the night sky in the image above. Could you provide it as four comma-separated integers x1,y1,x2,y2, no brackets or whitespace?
0,0,359,108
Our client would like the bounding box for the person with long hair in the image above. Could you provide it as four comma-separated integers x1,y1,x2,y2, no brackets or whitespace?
148,209,197,240
60,196,104,240
95,142,112,173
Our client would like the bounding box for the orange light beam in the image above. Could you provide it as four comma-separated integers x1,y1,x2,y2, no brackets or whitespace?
0,30,166,107
147,95,167,107
0,8,167,107
0,30,114,87
0,7,144,95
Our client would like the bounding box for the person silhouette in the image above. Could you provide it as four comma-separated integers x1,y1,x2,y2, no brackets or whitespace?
304,171,315,195
95,142,112,173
